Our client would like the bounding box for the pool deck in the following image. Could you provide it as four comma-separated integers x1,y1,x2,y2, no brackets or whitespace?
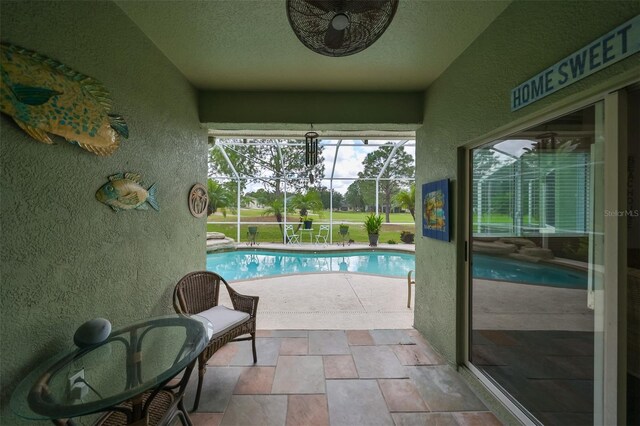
219,272,414,330
210,241,415,329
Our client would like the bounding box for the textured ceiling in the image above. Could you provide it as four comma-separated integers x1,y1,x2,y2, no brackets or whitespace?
117,0,510,91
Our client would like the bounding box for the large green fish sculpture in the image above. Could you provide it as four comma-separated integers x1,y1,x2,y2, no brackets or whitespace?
96,173,159,212
0,43,128,156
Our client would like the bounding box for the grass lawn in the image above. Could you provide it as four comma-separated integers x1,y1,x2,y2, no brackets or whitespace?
207,222,416,245
209,209,415,224
208,208,416,244
329,210,414,223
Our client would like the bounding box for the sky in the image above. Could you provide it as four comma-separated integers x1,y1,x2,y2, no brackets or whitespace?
218,139,416,195
319,140,415,194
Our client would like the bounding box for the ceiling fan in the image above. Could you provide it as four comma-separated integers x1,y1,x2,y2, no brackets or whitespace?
286,0,399,57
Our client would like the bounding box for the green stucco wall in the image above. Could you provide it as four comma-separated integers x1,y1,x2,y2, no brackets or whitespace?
0,2,207,424
414,1,639,422
199,90,424,131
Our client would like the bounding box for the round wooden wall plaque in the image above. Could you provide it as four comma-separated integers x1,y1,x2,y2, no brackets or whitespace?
188,183,209,218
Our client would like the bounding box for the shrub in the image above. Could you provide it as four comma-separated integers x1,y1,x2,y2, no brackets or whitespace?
400,231,415,244
388,239,397,244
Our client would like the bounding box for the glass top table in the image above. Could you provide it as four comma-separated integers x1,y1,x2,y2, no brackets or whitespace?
11,314,213,422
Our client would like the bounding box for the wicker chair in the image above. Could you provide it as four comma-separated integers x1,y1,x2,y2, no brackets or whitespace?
173,271,259,411
95,361,195,425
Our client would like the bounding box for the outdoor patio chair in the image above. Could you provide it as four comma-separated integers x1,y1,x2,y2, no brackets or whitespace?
407,270,415,308
173,271,258,411
247,226,259,246
315,225,330,244
285,224,300,244
95,360,196,426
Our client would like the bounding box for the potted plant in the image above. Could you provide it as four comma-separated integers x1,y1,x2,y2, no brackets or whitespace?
363,213,383,247
292,190,322,229
300,216,313,229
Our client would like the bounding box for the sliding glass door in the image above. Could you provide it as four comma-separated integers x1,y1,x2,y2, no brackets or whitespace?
468,104,605,425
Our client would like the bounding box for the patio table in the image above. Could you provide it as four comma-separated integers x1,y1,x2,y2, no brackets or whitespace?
10,314,213,425
299,228,314,243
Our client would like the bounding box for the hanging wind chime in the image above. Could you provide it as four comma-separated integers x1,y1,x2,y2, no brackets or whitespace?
305,131,319,184
305,131,319,166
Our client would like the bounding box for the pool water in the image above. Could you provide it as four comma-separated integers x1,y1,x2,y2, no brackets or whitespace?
206,250,588,289
472,254,587,289
206,250,415,281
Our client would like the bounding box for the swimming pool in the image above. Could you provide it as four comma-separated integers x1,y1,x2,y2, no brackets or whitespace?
206,250,587,288
472,254,587,289
206,250,415,281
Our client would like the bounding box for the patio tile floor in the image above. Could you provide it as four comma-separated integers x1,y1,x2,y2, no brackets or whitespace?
272,356,326,394
350,346,407,379
185,329,502,426
323,355,358,379
234,367,275,395
309,331,351,355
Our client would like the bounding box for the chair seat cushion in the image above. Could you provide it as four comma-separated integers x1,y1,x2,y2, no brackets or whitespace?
198,305,250,340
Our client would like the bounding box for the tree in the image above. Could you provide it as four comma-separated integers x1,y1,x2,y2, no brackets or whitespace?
209,139,325,194
246,188,277,206
207,179,234,216
261,199,293,239
291,190,323,218
332,191,345,210
344,181,366,211
395,184,416,220
319,188,344,210
358,144,414,222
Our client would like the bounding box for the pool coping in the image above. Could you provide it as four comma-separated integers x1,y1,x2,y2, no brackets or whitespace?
229,270,408,283
207,242,415,254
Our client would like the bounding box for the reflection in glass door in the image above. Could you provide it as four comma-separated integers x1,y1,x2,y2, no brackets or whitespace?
469,104,604,425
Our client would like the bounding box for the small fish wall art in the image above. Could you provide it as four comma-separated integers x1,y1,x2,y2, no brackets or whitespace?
96,173,159,212
0,43,128,156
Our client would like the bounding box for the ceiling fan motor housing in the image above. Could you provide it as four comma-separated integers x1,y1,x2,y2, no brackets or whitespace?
287,0,399,57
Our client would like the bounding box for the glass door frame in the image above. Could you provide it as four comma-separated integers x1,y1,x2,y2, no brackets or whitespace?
460,79,636,425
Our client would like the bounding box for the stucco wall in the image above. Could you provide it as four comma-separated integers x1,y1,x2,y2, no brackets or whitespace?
199,90,424,131
0,2,207,423
414,0,639,422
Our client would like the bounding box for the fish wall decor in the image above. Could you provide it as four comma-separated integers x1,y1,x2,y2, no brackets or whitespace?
96,173,159,212
0,43,128,156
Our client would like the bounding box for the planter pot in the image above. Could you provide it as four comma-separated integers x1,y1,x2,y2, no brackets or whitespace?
303,220,313,229
368,233,379,247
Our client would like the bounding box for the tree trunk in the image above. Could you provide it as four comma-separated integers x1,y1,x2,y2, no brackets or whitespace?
276,211,284,240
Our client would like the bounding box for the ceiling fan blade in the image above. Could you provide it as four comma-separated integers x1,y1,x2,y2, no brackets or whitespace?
305,0,342,13
347,0,385,13
324,24,346,49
